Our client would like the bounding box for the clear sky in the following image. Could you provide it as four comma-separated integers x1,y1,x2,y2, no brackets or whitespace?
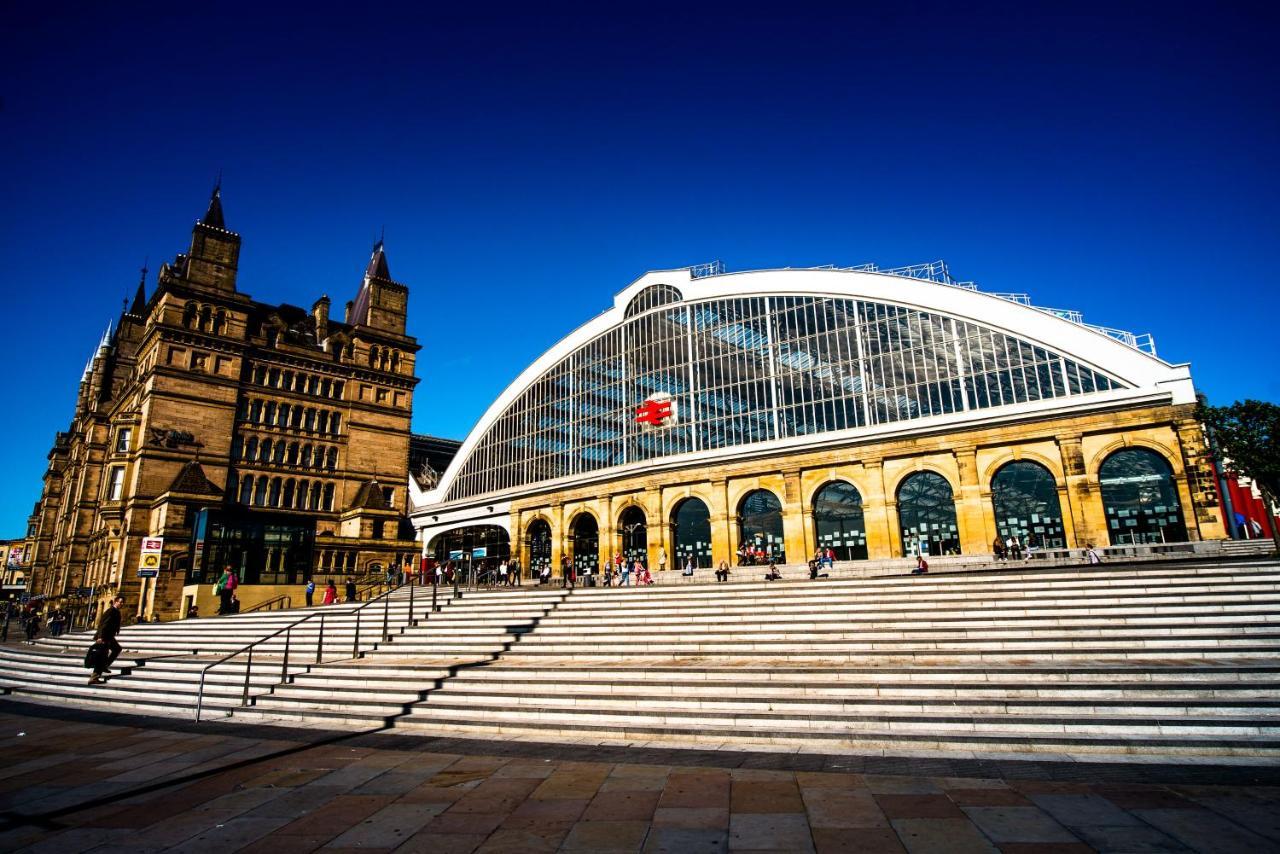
1,2,1276,536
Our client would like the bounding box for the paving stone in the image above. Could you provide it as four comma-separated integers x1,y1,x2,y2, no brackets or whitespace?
235,833,338,854
890,818,1000,854
392,831,486,853
728,812,815,852
643,826,728,853
584,789,661,821
946,788,1030,807
560,819,651,852
865,776,944,795
652,807,730,829
1067,822,1190,853
422,808,508,835
960,806,1079,844
502,795,589,827
810,827,906,853
1182,794,1280,842
477,826,567,853
13,827,132,854
322,802,445,848
1132,806,1275,852
1028,793,1145,827
802,788,890,829
874,794,965,820
163,814,293,852
732,781,805,814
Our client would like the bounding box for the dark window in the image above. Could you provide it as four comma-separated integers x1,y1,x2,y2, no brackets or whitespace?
897,471,960,556
672,497,712,569
738,489,786,563
813,481,867,560
991,461,1066,548
1099,448,1187,544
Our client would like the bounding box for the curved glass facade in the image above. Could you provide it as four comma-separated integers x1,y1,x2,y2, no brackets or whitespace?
446,294,1126,502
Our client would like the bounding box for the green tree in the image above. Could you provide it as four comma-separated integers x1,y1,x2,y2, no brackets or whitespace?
1197,399,1280,539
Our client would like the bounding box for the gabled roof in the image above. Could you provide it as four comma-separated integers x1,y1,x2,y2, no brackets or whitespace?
348,479,390,511
167,461,222,496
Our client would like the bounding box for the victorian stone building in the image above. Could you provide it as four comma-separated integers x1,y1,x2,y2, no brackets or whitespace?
26,187,423,620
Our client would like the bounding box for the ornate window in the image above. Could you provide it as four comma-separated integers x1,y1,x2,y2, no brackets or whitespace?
813,481,867,560
991,461,1066,548
672,497,711,569
571,514,599,575
738,489,785,563
625,284,683,317
897,472,960,557
1099,448,1186,544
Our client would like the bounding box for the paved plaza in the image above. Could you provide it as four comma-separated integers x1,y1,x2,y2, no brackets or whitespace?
1,703,1278,853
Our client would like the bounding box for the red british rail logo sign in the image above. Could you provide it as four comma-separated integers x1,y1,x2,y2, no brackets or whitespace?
635,398,674,426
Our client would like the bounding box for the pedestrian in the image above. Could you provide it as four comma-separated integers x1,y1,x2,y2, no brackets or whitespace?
1011,536,1024,560
24,611,41,642
682,557,695,577
88,595,124,685
604,563,614,587
809,560,829,580
716,560,730,582
992,536,1006,561
620,559,631,586
305,578,315,607
764,562,782,581
215,565,238,615
1084,543,1103,565
323,579,338,605
511,558,521,586
345,576,357,603
912,554,930,575
539,563,551,585
636,560,651,585
229,593,241,614
825,547,835,568
499,560,508,587
658,547,667,573
49,609,64,637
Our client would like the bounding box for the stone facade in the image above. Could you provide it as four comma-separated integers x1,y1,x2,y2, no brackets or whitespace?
25,187,421,621
508,399,1226,572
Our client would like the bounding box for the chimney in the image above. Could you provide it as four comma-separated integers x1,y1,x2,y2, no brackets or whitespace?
312,295,330,341
344,300,354,323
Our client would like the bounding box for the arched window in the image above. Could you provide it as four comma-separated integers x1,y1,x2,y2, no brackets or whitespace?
897,472,960,557
305,408,316,431
619,506,647,565
253,477,267,506
333,381,344,399
368,346,379,367
571,514,599,575
317,411,329,433
301,445,313,468
390,351,400,372
309,482,322,510
1099,448,1187,544
272,441,285,464
321,379,331,397
269,368,281,387
323,482,334,511
231,436,243,461
277,404,290,427
254,365,267,385
283,479,295,508
625,284,683,317
738,489,785,563
259,439,272,462
326,447,338,470
330,412,342,434
813,482,867,560
308,375,319,395
183,303,197,328
250,399,263,422
291,406,302,428
239,474,254,504
265,401,276,424
672,498,712,569
295,481,309,509
245,436,259,460
214,309,227,335
268,477,282,507
286,442,298,465
198,305,212,331
991,461,1066,549
226,471,238,502
526,519,552,575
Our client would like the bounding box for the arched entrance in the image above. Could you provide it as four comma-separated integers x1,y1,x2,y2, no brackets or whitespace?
897,472,960,556
991,461,1067,549
672,497,712,569
571,513,599,576
1099,448,1188,544
525,519,552,576
813,481,867,560
618,506,647,566
739,489,785,563
429,525,511,584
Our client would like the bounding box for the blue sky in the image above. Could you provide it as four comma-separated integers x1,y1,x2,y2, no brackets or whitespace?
1,2,1276,535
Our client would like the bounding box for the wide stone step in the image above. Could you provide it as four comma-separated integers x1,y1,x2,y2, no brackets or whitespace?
393,713,1280,756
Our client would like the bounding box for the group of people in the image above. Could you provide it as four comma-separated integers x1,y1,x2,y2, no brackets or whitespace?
991,535,1028,561
1,602,77,643
737,544,783,566
554,554,656,588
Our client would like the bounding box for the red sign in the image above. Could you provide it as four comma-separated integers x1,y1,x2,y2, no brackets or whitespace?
635,398,673,426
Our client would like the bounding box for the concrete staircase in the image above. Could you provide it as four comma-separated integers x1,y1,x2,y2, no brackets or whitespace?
2,559,1279,759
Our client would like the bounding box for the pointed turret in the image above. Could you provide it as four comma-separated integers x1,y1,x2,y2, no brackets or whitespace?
349,239,408,333
185,182,240,292
202,180,226,229
129,265,147,315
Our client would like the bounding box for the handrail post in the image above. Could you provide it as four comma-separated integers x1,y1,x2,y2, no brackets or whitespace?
353,608,361,658
409,581,415,626
281,625,291,683
242,646,253,706
195,670,207,722
382,592,390,641
316,612,325,664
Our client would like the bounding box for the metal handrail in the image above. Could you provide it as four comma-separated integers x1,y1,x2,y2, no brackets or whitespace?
193,581,411,722
243,594,292,613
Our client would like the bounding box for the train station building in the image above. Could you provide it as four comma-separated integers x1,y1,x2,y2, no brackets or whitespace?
410,261,1226,575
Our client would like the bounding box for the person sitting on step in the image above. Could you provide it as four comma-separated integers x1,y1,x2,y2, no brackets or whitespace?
764,561,782,581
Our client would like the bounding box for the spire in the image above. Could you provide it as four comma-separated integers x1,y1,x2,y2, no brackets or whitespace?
202,177,225,229
364,237,391,281
130,262,147,315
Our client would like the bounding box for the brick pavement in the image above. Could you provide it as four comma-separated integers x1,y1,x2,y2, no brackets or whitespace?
0,702,1278,853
